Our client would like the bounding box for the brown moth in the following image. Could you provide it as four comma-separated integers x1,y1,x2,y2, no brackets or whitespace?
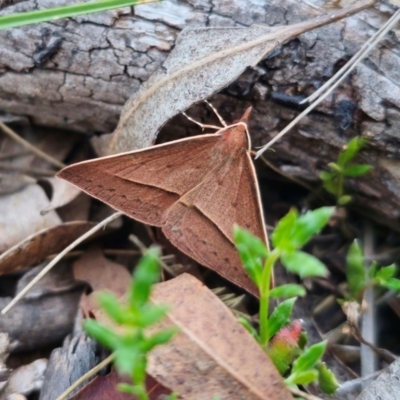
57,108,267,297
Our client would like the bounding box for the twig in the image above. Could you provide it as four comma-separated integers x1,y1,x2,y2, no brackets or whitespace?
129,234,177,277
0,162,56,176
55,354,114,400
255,6,400,158
1,212,123,315
303,8,400,104
334,370,380,397
0,121,65,169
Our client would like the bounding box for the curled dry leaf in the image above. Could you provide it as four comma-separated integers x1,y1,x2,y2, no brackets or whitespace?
0,221,94,275
108,0,377,154
146,273,292,400
39,177,82,215
0,184,61,253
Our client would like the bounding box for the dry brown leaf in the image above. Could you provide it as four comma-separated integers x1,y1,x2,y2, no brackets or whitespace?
39,177,82,215
146,273,292,400
0,221,94,275
106,0,376,154
0,184,61,253
72,248,131,296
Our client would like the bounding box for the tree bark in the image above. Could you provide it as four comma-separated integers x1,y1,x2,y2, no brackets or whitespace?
1,0,400,227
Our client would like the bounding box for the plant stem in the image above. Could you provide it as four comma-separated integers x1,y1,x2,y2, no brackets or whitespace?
259,250,280,347
336,173,344,200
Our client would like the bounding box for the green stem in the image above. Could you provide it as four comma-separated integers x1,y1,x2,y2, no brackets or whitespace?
336,173,344,200
259,250,280,347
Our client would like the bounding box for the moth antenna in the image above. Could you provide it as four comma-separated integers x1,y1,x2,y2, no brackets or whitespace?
204,100,227,127
182,111,221,131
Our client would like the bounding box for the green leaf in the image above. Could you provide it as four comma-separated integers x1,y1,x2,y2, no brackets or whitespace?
130,246,161,308
286,369,319,386
338,136,367,167
141,328,178,352
234,225,268,286
114,346,143,378
381,278,400,292
338,195,352,205
291,207,335,249
238,317,260,342
84,320,119,349
316,362,339,394
271,208,298,250
267,298,296,341
319,171,335,182
0,0,157,30
281,251,328,278
346,240,366,298
322,179,338,196
328,162,342,173
292,341,327,375
117,383,138,395
136,304,169,327
343,164,372,177
270,284,306,299
97,291,126,324
375,264,396,281
233,225,268,258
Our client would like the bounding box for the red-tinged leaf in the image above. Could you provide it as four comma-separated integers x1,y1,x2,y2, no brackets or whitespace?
71,371,170,400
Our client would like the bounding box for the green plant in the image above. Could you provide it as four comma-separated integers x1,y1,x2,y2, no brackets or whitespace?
84,247,178,400
234,206,339,394
346,240,400,302
0,0,158,30
320,136,372,205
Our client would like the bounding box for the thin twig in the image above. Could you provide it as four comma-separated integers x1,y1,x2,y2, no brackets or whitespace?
129,234,177,277
55,354,114,400
0,162,56,176
0,121,66,169
303,8,400,104
255,7,400,158
1,212,123,315
335,370,380,397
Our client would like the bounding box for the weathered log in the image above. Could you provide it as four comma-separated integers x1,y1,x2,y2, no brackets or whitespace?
1,0,400,226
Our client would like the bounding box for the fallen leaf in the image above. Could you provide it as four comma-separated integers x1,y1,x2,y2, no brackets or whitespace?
73,248,131,296
0,359,47,397
0,221,94,275
71,371,170,400
106,0,377,154
147,273,292,400
0,184,61,253
39,177,82,215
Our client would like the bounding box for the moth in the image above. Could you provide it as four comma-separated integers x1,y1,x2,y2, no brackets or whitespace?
57,108,267,296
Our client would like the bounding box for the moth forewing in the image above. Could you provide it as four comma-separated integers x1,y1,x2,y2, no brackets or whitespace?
57,109,268,296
